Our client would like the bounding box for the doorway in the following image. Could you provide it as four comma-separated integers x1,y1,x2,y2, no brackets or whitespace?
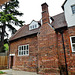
10,56,13,69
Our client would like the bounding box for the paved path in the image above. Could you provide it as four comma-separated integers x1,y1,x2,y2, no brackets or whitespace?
0,69,41,75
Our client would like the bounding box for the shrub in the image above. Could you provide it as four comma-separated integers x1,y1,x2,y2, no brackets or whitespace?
0,71,5,74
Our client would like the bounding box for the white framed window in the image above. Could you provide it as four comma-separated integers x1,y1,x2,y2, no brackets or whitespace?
18,44,29,56
35,24,37,28
71,5,75,14
70,36,75,52
29,24,38,30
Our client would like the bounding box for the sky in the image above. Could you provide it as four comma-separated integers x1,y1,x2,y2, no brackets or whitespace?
7,0,66,38
18,0,65,24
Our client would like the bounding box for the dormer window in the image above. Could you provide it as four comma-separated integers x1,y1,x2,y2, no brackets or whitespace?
29,24,38,30
33,25,34,29
71,5,75,14
29,20,40,30
35,24,37,28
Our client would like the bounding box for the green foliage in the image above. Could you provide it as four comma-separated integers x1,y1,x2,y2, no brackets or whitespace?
0,0,25,34
4,43,9,51
0,71,5,74
0,0,25,51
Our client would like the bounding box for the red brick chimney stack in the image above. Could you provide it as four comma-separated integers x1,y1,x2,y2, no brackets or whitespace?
0,0,10,5
41,3,50,24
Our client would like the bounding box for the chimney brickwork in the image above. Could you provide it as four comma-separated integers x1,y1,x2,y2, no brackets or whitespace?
41,3,50,24
38,3,60,74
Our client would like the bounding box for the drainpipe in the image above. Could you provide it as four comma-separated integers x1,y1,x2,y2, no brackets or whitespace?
36,53,38,74
8,41,10,69
60,31,68,75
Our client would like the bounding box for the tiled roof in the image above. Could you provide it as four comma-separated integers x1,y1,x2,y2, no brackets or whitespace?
51,12,67,29
9,24,40,41
9,12,67,41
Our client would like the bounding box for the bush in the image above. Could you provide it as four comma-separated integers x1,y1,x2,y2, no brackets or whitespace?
4,43,9,51
0,71,5,74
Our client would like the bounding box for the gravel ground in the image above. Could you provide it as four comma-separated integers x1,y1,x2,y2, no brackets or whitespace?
0,69,41,75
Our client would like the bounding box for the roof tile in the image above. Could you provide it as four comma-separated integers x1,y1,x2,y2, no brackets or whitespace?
51,12,67,29
9,24,39,41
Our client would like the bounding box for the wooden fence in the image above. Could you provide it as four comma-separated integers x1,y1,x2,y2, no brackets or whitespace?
0,53,8,69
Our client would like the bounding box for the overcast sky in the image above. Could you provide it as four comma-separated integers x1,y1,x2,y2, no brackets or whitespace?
18,0,65,24
7,0,66,37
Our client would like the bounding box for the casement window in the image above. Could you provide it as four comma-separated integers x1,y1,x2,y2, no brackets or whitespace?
71,5,75,14
70,36,75,52
29,24,38,30
18,44,29,56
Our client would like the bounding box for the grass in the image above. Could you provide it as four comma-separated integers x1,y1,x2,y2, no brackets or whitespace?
0,71,5,74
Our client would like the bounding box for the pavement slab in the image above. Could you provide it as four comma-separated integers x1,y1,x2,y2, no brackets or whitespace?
0,69,41,75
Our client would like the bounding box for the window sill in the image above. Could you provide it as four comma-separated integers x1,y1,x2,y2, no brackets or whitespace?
18,55,29,56
72,52,75,54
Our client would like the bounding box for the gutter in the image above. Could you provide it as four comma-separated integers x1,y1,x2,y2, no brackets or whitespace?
8,41,10,69
9,32,38,42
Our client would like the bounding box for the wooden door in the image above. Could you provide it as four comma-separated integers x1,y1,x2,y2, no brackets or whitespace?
10,56,13,68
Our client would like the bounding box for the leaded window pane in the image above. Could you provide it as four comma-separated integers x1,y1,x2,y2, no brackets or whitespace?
73,44,75,51
35,24,37,28
18,45,29,56
19,51,21,55
24,51,26,55
33,25,34,29
21,51,23,55
27,45,28,50
72,37,75,43
71,5,75,14
27,51,28,54
22,46,23,50
24,46,26,50
19,47,21,50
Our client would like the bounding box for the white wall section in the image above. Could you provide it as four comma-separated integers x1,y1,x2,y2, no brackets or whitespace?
64,0,75,27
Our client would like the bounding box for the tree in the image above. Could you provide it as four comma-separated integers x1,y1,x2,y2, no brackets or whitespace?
0,0,24,52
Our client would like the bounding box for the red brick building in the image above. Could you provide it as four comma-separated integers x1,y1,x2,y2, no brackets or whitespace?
0,0,9,5
9,1,75,75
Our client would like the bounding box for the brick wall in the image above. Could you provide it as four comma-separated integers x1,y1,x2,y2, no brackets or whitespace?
38,23,60,74
56,26,75,75
68,26,75,75
9,35,38,72
57,30,71,75
37,3,60,74
9,2,75,75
